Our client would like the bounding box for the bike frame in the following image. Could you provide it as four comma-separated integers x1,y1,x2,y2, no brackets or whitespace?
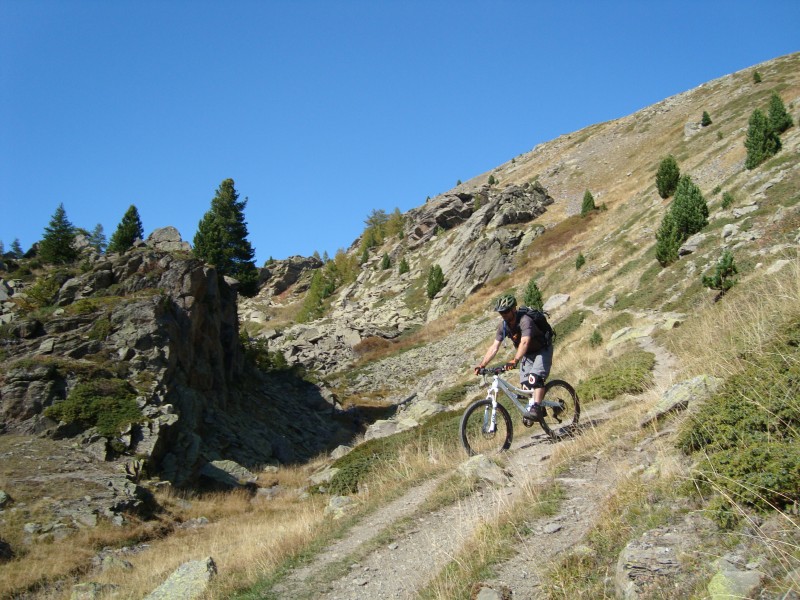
485,372,562,415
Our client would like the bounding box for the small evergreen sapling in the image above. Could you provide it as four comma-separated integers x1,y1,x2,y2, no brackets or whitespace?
522,277,543,311
701,111,712,127
426,264,445,299
580,190,596,216
398,257,410,275
744,108,781,169
380,253,391,270
702,250,738,298
655,155,680,199
575,252,586,270
767,92,793,134
107,205,144,254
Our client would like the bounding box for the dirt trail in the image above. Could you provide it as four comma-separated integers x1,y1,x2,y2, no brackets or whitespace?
266,338,679,599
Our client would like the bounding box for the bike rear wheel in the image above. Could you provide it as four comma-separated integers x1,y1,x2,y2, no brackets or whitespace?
460,399,513,456
538,379,580,441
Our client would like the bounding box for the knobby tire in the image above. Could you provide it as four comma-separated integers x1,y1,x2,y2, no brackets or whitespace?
538,379,580,441
460,399,513,456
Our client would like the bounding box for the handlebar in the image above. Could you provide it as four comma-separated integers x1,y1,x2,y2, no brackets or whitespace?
476,365,508,376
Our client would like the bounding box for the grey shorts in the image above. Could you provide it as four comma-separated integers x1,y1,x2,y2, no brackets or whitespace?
519,345,553,389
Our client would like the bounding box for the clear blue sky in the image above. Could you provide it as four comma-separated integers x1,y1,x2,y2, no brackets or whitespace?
2,1,798,264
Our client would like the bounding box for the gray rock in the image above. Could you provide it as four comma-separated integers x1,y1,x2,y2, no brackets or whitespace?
71,582,119,600
145,227,191,252
144,557,217,600
458,455,510,487
0,490,10,508
640,375,722,428
325,495,358,519
707,568,764,599
543,293,570,312
199,460,257,489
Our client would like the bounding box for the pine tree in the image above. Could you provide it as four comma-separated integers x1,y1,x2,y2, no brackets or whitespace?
655,155,680,199
744,109,781,169
398,257,410,275
39,203,78,264
702,250,738,297
87,224,107,253
0,240,4,255
655,175,708,266
753,71,762,84
10,238,23,258
426,264,444,299
522,277,543,310
701,111,712,127
575,253,586,270
193,179,259,297
581,190,596,216
107,205,144,253
380,253,391,270
767,92,793,134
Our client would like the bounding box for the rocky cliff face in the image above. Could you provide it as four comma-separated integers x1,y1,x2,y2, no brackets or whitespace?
0,233,349,491
241,181,554,373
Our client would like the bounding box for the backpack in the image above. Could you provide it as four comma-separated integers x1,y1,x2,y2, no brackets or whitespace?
516,306,555,351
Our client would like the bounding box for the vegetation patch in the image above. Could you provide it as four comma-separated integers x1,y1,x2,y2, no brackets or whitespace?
45,378,142,437
676,321,800,526
576,349,655,403
324,410,462,495
434,381,473,406
553,309,589,341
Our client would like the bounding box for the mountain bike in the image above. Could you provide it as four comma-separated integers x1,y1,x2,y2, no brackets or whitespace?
460,366,580,456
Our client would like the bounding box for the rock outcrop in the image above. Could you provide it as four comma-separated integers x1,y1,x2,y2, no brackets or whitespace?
0,231,351,491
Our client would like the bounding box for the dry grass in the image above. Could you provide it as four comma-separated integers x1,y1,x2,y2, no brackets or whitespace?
671,255,800,379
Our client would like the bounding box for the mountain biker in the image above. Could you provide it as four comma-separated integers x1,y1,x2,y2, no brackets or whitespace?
473,294,553,419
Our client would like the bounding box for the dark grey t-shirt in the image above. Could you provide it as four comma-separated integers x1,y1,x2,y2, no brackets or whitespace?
495,312,541,352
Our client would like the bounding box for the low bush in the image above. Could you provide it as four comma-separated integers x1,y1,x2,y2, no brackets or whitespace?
45,378,141,437
435,382,473,406
576,350,655,402
677,321,800,524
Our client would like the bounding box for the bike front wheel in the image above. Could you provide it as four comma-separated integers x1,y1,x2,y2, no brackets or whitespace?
538,379,580,441
460,399,513,456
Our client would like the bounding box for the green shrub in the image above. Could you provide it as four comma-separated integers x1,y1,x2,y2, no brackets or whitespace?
701,111,712,127
589,330,603,347
576,350,655,402
676,322,800,516
721,191,734,209
702,250,738,297
45,378,141,437
575,253,586,270
398,257,410,275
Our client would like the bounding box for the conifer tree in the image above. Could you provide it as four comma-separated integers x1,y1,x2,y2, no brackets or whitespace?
702,250,738,297
87,224,107,253
193,179,259,297
0,240,4,255
580,190,596,216
10,238,23,258
385,208,405,238
107,205,144,253
701,111,712,127
426,264,444,299
655,175,708,266
398,257,410,275
39,203,78,264
767,92,793,134
380,253,391,270
575,252,586,270
655,155,680,199
744,108,781,169
522,277,543,310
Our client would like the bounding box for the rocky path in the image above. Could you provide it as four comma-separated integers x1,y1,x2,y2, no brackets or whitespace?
264,333,680,599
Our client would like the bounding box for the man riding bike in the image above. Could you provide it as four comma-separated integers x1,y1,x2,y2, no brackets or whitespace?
474,294,554,419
